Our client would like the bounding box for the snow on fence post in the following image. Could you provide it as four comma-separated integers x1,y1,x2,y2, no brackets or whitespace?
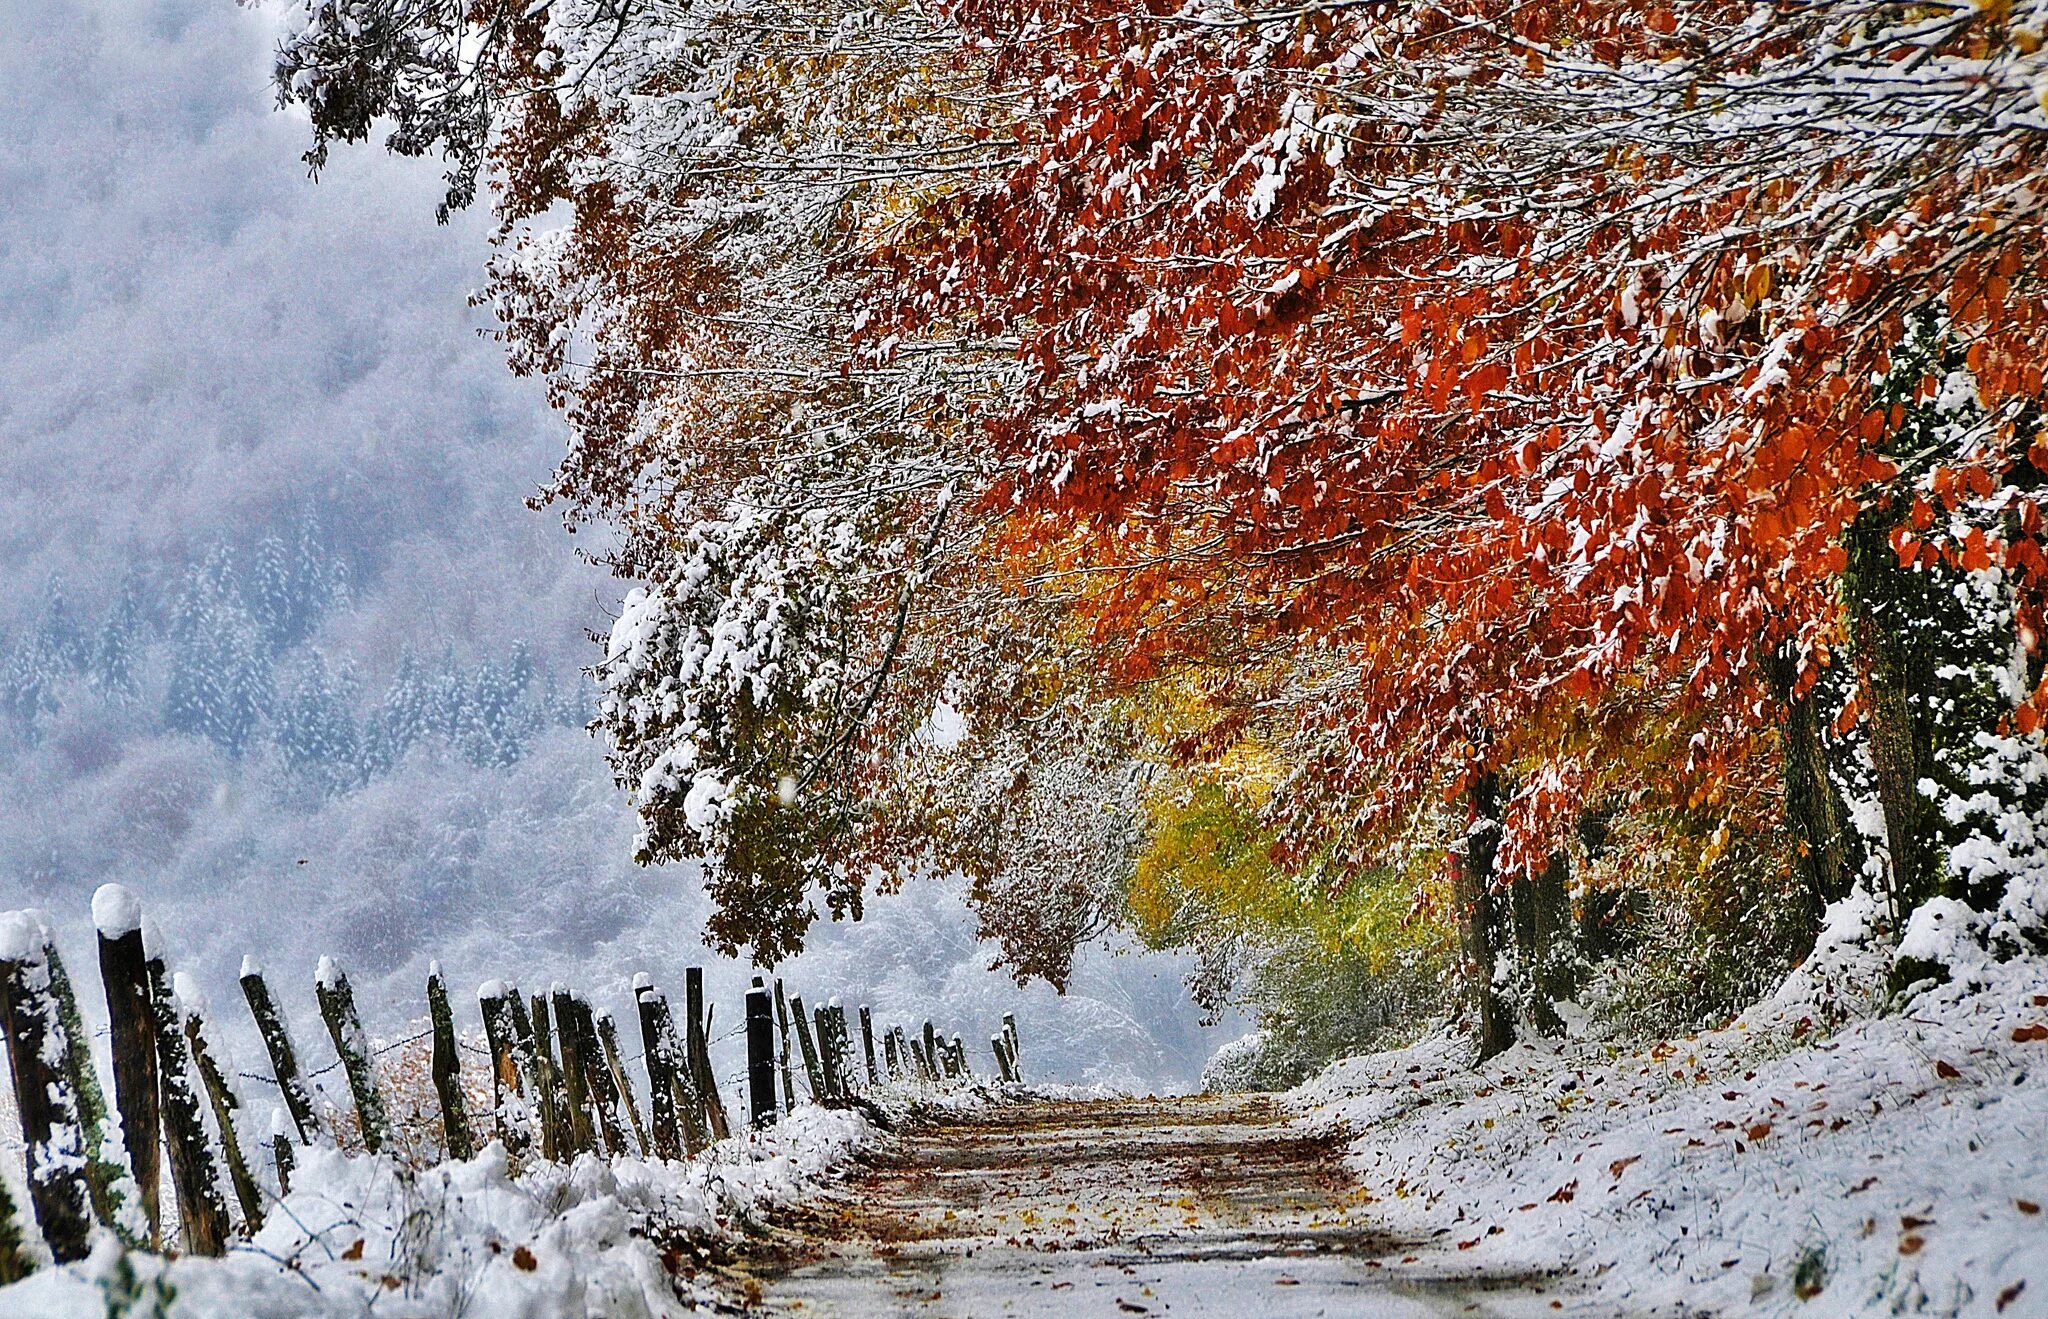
1003,1013,1020,1074
684,968,730,1140
858,1006,879,1087
829,1000,858,1095
746,977,777,1128
178,976,264,1233
146,947,229,1256
992,1037,1013,1084
951,1034,970,1079
239,957,318,1146
883,1028,901,1079
504,990,553,1157
922,1022,940,1082
426,966,474,1162
808,1003,843,1104
40,924,140,1243
547,986,594,1156
596,1011,648,1157
477,982,533,1158
0,1167,31,1284
94,884,162,1247
772,979,797,1110
634,979,683,1160
567,998,629,1155
788,994,827,1101
527,992,568,1161
0,910,95,1263
657,994,709,1154
905,1031,931,1083
313,957,388,1155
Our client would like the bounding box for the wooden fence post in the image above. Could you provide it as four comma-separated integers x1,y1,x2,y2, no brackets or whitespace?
0,911,94,1262
314,957,389,1155
992,1036,1013,1083
858,1006,879,1086
1004,1013,1021,1081
772,979,797,1109
883,1028,901,1079
951,1034,970,1079
527,992,568,1161
240,957,318,1145
548,986,594,1156
922,1021,939,1081
804,1002,840,1103
685,968,730,1140
271,1119,295,1198
596,1012,647,1157
828,999,857,1095
504,990,553,1159
178,976,264,1233
634,978,683,1159
40,926,138,1242
746,977,777,1127
478,982,533,1157
427,966,474,1162
147,956,228,1256
788,994,826,1101
565,998,628,1155
94,885,161,1246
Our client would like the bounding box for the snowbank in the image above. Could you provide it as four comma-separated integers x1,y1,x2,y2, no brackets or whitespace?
1291,960,2048,1316
0,1104,873,1318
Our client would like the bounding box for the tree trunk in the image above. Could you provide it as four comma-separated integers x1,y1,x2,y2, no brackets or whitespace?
1453,770,1516,1060
1764,644,1864,948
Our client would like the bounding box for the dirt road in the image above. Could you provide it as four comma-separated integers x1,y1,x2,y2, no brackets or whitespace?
722,1094,1563,1318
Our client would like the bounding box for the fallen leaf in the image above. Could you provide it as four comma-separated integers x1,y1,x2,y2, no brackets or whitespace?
2017,1200,2041,1215
1548,1180,1579,1203
512,1246,537,1272
1609,1156,1641,1180
2014,1025,2048,1043
1116,1301,1149,1314
1900,1236,1926,1256
1274,1276,1300,1286
1901,1215,1935,1230
341,1239,365,1262
1935,1060,1962,1079
1998,1281,2027,1312
1746,1121,1773,1142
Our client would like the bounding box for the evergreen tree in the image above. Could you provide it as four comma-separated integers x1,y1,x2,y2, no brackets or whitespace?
164,552,270,756
276,650,364,792
90,574,147,700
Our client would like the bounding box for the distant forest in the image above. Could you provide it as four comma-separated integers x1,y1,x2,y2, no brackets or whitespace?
0,523,586,793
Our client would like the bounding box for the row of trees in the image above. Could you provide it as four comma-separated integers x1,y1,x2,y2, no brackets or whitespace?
277,0,2048,1048
2,531,583,791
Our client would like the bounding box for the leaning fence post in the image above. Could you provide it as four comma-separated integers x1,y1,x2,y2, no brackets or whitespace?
828,999,857,1095
746,977,777,1127
788,994,827,1101
478,982,533,1157
951,1034,970,1079
314,957,388,1154
0,910,95,1262
1003,1012,1020,1066
94,884,161,1246
772,979,797,1109
240,957,318,1145
148,953,228,1256
597,1011,648,1156
527,992,568,1160
685,968,730,1140
807,1002,841,1103
179,975,263,1233
565,998,628,1155
548,986,594,1156
656,993,708,1154
883,1028,901,1079
270,1112,295,1198
427,966,474,1162
39,924,139,1242
858,1005,879,1086
922,1021,939,1081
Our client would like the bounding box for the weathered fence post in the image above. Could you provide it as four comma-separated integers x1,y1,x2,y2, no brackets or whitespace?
147,954,229,1256
477,982,533,1157
685,968,730,1140
427,966,474,1162
314,957,389,1154
805,1002,841,1103
788,993,826,1101
772,979,797,1109
922,1021,939,1081
179,976,264,1233
1004,1013,1022,1081
240,957,318,1145
883,1028,901,1079
94,884,161,1246
0,911,94,1262
858,1005,879,1086
828,999,857,1095
41,925,138,1241
993,1036,1013,1083
548,986,594,1156
951,1034,970,1079
746,977,777,1127
527,992,568,1160
635,978,682,1160
596,1011,648,1156
565,998,628,1155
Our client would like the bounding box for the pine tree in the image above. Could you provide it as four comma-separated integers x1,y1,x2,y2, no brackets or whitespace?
90,574,147,700
276,651,364,792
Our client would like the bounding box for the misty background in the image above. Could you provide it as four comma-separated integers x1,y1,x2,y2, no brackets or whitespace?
0,0,1231,1100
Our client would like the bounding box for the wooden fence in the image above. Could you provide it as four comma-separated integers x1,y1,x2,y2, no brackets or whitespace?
0,886,1025,1279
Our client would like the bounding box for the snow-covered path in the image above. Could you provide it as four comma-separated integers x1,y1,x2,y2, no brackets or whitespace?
727,1094,1563,1318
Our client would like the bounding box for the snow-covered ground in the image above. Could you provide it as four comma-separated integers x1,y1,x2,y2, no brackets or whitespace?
0,1102,882,1318
1290,958,2048,1317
